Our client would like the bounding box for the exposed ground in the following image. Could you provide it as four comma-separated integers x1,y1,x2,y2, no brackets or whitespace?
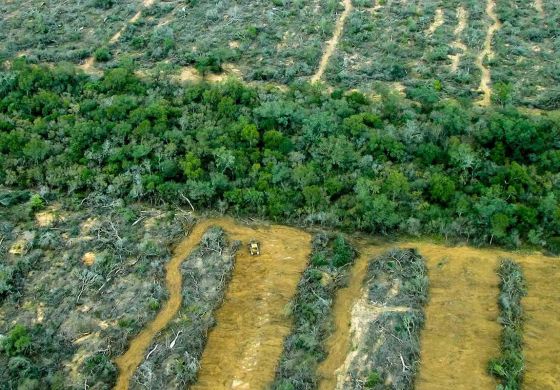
450,7,468,72
190,220,311,389
477,0,501,106
311,0,352,83
114,217,311,389
519,254,560,389
408,243,501,390
534,0,544,18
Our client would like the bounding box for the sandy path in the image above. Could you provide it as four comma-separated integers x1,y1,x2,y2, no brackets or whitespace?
427,8,444,36
311,0,352,83
114,217,311,390
476,0,501,106
450,7,468,72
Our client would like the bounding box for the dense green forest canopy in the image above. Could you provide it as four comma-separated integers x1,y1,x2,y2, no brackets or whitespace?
1,60,560,250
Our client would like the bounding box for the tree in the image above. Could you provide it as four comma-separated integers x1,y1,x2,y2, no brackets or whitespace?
429,173,455,204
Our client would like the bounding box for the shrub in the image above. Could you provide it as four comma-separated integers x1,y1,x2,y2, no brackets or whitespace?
94,47,112,62
2,324,32,357
93,0,114,9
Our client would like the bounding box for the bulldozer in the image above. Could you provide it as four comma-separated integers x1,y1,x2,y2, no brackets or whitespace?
249,239,260,256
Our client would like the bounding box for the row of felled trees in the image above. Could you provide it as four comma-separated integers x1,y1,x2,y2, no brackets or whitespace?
1,60,559,250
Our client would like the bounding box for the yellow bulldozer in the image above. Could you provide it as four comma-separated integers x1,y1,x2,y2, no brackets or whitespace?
249,239,260,256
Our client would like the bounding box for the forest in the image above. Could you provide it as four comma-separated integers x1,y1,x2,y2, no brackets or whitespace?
1,60,559,251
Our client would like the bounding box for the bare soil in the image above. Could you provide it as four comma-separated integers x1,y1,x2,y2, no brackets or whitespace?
311,0,352,83
407,243,501,390
450,7,468,72
113,217,311,390
518,254,560,389
320,240,560,390
534,0,545,18
192,220,311,389
476,0,501,106
114,218,219,390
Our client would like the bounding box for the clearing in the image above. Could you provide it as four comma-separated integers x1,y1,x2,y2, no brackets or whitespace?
408,243,501,390
518,253,560,389
114,217,311,389
192,220,311,389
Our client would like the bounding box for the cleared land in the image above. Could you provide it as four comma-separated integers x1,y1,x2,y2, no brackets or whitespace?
113,217,311,389
409,243,501,389
319,241,502,389
192,220,311,389
476,0,501,106
519,254,560,389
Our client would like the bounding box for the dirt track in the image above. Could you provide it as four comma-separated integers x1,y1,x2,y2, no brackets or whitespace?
450,7,468,72
311,0,352,83
476,0,501,106
113,217,311,390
